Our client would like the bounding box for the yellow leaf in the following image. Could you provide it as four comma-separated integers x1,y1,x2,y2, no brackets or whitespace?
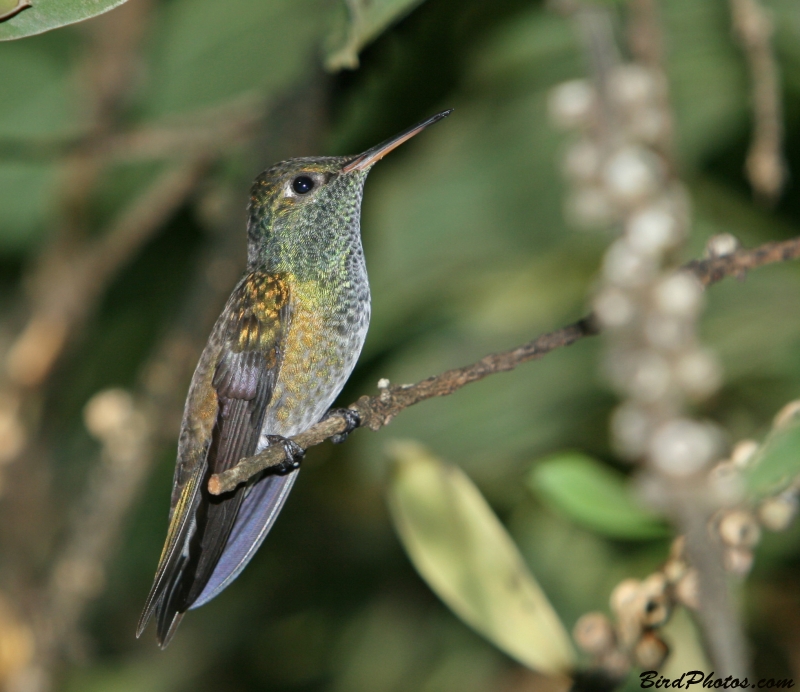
386,441,576,677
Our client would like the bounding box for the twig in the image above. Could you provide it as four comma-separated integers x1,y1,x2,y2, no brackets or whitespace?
81,161,210,304
20,187,244,684
5,160,209,388
676,493,748,677
40,394,155,665
626,0,676,169
1,0,163,392
208,317,595,494
686,236,800,286
209,235,800,495
730,0,787,202
0,107,262,163
0,98,265,163
626,0,663,67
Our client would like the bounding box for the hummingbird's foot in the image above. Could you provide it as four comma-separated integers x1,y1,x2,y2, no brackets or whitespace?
322,408,361,444
264,435,305,475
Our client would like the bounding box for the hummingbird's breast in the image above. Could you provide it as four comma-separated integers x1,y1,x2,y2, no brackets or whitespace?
258,255,370,443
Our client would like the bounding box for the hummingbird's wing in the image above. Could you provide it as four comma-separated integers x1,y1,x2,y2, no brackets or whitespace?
137,271,291,648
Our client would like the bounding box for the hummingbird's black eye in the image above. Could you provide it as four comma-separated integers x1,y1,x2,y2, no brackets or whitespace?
292,175,315,194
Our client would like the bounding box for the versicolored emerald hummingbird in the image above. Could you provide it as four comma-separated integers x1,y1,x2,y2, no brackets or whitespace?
137,110,452,648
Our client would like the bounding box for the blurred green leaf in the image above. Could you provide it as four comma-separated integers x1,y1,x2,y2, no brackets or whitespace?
325,0,427,71
386,441,576,676
0,39,77,137
144,0,336,117
528,452,668,540
663,0,748,168
0,35,78,250
0,162,56,250
0,0,128,41
746,420,800,497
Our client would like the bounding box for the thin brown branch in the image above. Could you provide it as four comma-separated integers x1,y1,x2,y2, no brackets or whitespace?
208,317,596,494
40,394,155,665
626,0,663,67
82,161,210,303
23,186,245,679
730,0,787,202
686,236,800,286
209,235,800,495
626,0,676,169
676,491,749,677
0,99,265,163
0,0,164,392
5,160,208,389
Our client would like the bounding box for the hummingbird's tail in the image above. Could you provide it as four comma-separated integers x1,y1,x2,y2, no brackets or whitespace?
138,468,299,648
137,461,205,645
136,460,249,648
153,557,187,649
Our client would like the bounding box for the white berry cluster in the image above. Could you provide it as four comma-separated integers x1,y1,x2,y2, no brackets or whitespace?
572,538,692,676
550,59,733,673
551,65,726,479
708,401,800,575
549,65,672,231
571,401,800,675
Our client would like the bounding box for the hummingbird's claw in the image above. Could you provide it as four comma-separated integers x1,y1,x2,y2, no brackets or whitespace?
322,408,361,444
265,435,305,475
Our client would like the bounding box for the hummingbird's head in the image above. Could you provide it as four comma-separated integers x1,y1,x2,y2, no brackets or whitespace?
246,110,452,268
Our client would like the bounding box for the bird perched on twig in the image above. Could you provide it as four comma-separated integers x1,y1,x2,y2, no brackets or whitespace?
137,110,452,648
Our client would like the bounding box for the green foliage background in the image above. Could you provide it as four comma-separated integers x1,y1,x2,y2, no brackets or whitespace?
2,0,800,689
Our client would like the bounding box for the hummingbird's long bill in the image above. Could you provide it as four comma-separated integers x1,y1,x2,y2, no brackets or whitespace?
341,109,453,173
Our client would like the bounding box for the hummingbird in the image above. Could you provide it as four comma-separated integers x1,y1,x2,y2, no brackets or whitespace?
137,110,452,648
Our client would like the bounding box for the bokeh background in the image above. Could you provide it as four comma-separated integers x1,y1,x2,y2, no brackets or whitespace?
1,0,800,689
